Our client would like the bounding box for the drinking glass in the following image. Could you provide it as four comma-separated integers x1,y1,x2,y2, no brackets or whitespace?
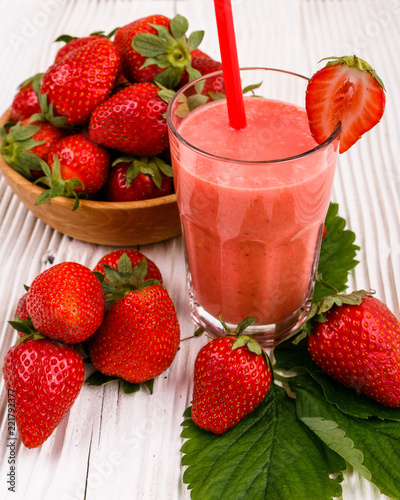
167,67,340,346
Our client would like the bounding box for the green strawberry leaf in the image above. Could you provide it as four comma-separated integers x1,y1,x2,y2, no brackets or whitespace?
290,374,371,480
291,373,400,500
313,202,359,303
181,384,344,500
85,371,154,395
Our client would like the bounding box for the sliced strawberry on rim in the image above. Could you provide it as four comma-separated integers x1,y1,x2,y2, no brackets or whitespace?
306,55,386,153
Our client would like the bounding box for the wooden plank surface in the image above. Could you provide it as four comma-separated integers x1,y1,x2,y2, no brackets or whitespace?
0,1,399,499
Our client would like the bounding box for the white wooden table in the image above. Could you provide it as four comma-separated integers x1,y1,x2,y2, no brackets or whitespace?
0,1,399,499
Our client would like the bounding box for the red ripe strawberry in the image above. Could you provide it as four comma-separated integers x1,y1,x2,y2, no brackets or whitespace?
10,73,42,123
178,56,224,95
14,293,29,337
150,172,173,199
40,37,120,126
21,119,65,161
89,253,178,382
114,14,171,83
89,83,169,156
35,134,110,209
114,14,205,89
190,48,212,59
105,154,173,201
106,163,154,201
93,249,163,285
47,134,110,193
3,338,84,448
54,34,105,62
26,262,105,344
192,319,272,434
306,55,386,153
307,293,400,407
89,282,180,383
0,119,65,180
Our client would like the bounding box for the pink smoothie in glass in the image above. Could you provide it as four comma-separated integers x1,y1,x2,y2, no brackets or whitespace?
173,96,338,326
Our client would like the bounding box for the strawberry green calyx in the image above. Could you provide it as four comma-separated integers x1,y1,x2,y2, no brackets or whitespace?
218,315,264,356
34,156,85,211
17,72,44,93
31,91,68,128
15,73,67,128
54,29,117,44
112,154,172,189
132,13,204,89
308,288,372,321
85,370,154,395
9,317,47,344
9,316,38,336
0,122,45,179
293,288,373,344
322,55,386,90
99,253,161,307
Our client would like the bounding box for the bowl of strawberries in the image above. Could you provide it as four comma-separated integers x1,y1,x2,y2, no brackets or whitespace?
0,14,223,245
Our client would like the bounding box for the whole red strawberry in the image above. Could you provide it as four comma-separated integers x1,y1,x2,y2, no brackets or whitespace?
105,155,173,201
47,134,110,193
306,55,386,153
191,318,272,434
93,249,163,285
307,292,400,407
35,134,110,209
114,14,171,83
106,163,154,201
89,83,169,156
89,256,180,383
114,14,204,88
0,119,65,180
26,262,105,344
40,37,120,126
3,338,84,448
10,73,43,123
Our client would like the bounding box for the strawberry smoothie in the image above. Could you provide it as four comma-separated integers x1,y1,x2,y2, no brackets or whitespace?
168,74,339,343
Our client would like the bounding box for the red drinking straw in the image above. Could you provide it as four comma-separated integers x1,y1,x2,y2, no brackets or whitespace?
213,0,247,130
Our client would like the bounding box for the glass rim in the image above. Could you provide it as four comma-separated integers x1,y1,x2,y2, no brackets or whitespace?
166,66,341,164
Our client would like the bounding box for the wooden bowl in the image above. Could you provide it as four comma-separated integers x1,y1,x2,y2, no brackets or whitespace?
0,110,181,246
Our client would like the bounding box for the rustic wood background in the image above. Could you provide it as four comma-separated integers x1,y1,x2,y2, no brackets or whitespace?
0,1,399,499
